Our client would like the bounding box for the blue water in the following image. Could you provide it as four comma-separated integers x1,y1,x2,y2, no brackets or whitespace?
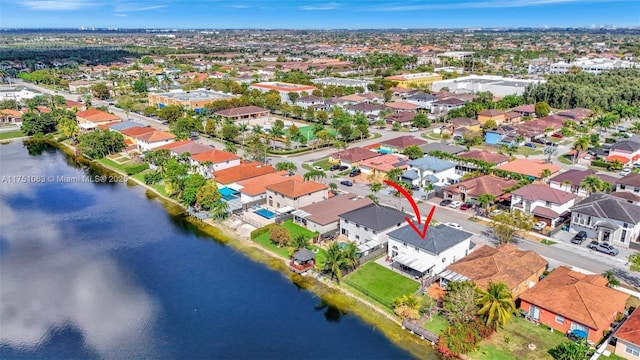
0,141,422,359
255,208,276,219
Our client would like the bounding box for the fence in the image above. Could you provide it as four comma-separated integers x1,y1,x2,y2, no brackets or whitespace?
402,319,440,343
342,278,393,309
358,244,388,266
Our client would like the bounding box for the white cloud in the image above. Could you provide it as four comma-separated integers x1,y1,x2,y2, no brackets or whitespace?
299,2,340,10
114,13,128,16
113,3,168,12
363,0,633,11
229,4,250,8
20,0,98,10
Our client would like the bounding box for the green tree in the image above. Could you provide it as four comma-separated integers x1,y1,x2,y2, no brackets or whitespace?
182,173,206,205
157,105,184,122
629,253,640,272
548,340,591,360
402,145,424,160
275,161,297,172
412,113,430,128
163,157,189,196
287,234,309,256
393,295,421,320
573,136,589,163
91,83,110,100
534,101,551,117
144,149,171,171
442,281,479,323
303,169,326,181
476,193,495,215
196,180,221,211
489,210,535,244
132,79,148,93
269,224,291,247
170,116,200,140
482,119,497,130
602,269,621,287
475,282,515,329
221,123,239,141
288,92,300,104
386,168,403,182
224,142,237,154
322,241,353,283
245,134,267,163
57,114,79,139
580,175,607,194
77,129,125,159
21,111,58,135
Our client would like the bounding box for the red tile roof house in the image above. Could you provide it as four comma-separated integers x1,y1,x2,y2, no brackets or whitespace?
134,130,176,152
442,175,519,203
511,104,536,117
519,266,628,344
212,162,277,186
510,183,577,227
190,149,241,175
76,109,121,131
549,169,618,197
495,159,561,180
214,106,270,122
0,109,23,127
384,112,416,127
156,140,213,157
457,149,510,168
384,101,419,114
329,147,380,167
614,307,640,359
235,172,303,208
379,135,427,153
265,179,328,211
292,194,373,236
557,108,592,123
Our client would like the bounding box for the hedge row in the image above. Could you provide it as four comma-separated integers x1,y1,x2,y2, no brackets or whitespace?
124,163,150,175
250,224,275,239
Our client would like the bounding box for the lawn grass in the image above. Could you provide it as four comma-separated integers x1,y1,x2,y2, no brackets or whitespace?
516,147,543,156
312,158,332,170
0,130,26,140
97,157,130,173
422,313,448,335
252,220,319,259
472,316,569,360
344,261,419,307
557,155,573,165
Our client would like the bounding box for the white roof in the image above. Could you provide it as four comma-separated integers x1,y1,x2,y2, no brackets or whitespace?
356,240,380,253
79,122,96,129
277,206,295,214
394,253,433,273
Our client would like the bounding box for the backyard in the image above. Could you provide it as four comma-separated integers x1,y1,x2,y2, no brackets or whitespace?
0,130,26,140
422,313,448,335
471,316,570,360
343,261,419,308
252,220,325,265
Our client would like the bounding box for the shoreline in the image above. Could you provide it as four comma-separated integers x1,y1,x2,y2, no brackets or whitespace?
45,138,438,359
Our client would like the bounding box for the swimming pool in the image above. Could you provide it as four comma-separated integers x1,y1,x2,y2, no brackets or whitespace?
376,148,393,154
255,208,276,219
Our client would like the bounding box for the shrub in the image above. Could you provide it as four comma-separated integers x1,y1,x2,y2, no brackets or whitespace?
250,224,275,239
143,171,162,185
437,317,494,359
591,160,609,168
125,163,149,175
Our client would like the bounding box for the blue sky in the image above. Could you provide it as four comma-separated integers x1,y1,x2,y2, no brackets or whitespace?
2,0,639,29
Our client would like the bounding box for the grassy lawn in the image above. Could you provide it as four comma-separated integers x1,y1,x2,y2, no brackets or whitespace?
422,313,448,335
97,157,131,173
471,316,569,360
252,220,319,259
557,155,573,165
0,130,25,140
312,158,332,170
344,261,419,307
516,147,543,156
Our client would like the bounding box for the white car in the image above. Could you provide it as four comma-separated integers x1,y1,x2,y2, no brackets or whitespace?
583,154,592,161
448,201,463,209
489,209,503,217
445,222,463,230
313,166,324,171
620,169,631,176
533,221,546,231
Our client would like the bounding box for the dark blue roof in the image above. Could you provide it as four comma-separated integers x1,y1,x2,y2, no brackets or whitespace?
388,223,473,255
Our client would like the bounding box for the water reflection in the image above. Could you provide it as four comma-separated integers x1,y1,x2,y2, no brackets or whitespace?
315,301,346,323
0,172,158,359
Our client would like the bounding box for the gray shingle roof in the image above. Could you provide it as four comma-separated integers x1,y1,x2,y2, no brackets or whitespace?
292,248,315,262
409,155,456,172
109,121,145,131
402,169,419,180
338,204,407,232
388,224,473,255
570,193,640,224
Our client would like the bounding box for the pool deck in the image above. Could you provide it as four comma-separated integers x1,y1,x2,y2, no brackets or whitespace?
243,211,274,227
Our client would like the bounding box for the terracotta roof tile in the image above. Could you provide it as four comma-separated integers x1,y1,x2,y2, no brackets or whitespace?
76,109,121,123
191,149,240,164
512,184,577,204
615,308,640,346
458,149,509,164
135,130,175,142
213,162,276,184
495,159,561,178
120,126,155,137
265,178,328,198
443,175,518,198
236,172,302,196
299,194,373,225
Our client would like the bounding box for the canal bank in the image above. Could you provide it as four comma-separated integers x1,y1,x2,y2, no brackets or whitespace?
42,138,439,359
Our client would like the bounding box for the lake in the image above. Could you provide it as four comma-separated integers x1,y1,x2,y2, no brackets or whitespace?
0,141,427,359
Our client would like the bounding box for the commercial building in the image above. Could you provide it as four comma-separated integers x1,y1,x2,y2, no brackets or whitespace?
431,75,545,97
384,72,442,88
312,77,374,92
249,82,317,103
148,89,236,113
549,57,639,75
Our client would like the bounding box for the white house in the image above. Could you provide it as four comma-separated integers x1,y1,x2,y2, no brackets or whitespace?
190,149,241,176
569,193,640,248
405,93,439,110
614,174,640,205
549,169,618,198
338,204,408,246
387,224,474,278
403,156,458,188
264,179,328,211
510,184,577,227
134,131,175,152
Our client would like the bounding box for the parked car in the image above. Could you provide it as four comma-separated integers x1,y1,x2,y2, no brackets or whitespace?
571,231,587,244
411,185,420,191
329,165,340,171
634,163,640,169
313,166,324,171
551,133,563,138
588,241,619,256
620,169,631,176
524,143,536,148
445,223,463,230
449,201,463,209
533,221,546,231
460,203,473,210
583,154,592,161
532,138,546,144
489,209,503,217
189,131,200,140
340,180,353,187
349,169,361,177
439,199,452,206
338,165,349,171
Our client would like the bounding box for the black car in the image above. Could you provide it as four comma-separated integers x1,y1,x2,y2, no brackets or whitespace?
349,169,361,177
532,138,546,144
329,165,340,171
440,199,452,206
571,231,587,244
340,180,353,187
338,165,349,171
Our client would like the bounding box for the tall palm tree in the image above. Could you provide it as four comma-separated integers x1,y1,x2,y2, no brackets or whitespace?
386,168,403,182
323,241,347,283
342,242,359,271
580,175,605,194
370,182,382,202
539,168,552,179
224,142,237,154
238,123,249,147
573,136,589,164
476,193,496,215
476,281,515,329
602,269,621,287
287,234,310,257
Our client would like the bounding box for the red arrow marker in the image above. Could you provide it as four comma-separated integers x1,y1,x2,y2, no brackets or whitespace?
383,179,436,240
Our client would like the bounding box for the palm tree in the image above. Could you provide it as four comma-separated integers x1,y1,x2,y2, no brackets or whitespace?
580,175,605,194
386,168,403,182
329,182,338,192
539,168,552,179
602,269,620,288
573,136,589,164
476,193,496,215
252,124,264,135
342,242,360,271
288,234,310,256
210,201,229,221
238,123,249,147
370,182,382,202
303,169,326,182
476,281,515,329
323,241,347,283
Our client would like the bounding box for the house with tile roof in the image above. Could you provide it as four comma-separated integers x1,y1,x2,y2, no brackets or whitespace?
569,193,640,248
134,130,176,151
510,184,577,227
292,194,373,236
119,126,155,146
214,106,270,122
608,136,640,165
549,169,618,197
235,172,302,207
457,149,510,167
156,139,213,156
384,112,416,127
380,136,427,153
442,175,519,203
190,149,241,174
387,224,474,278
448,117,481,132
0,109,23,127
478,109,507,126
519,266,628,343
511,104,536,117
265,179,328,211
495,159,560,180
404,155,458,188
442,244,547,297
329,147,379,167
557,108,592,123
338,203,408,246
614,307,640,359
358,154,408,176
614,174,640,204
76,109,121,130
385,101,420,113
213,162,277,185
